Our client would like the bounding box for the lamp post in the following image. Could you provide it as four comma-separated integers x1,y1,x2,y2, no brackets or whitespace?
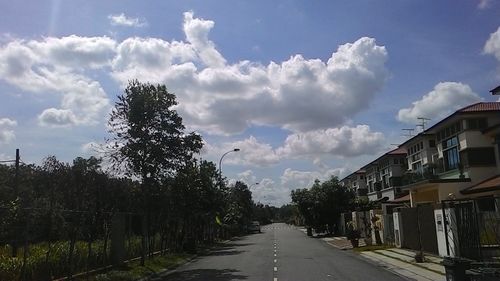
219,148,240,180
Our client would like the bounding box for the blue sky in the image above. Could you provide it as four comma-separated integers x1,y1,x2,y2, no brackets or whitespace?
0,0,499,205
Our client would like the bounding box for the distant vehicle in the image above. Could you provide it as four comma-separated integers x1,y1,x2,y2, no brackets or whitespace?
248,221,261,233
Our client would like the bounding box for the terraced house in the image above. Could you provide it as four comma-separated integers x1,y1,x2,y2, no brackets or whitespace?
340,98,500,259
363,148,407,202
399,102,500,206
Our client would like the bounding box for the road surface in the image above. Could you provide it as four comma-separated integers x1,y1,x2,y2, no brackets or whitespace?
161,223,406,281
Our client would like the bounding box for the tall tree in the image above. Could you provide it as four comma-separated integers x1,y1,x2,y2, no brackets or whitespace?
107,80,203,181
107,80,203,264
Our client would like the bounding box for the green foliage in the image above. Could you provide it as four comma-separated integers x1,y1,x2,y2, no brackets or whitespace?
107,80,203,182
291,176,355,233
0,82,259,280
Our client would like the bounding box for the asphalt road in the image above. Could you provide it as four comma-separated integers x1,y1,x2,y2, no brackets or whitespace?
161,223,406,281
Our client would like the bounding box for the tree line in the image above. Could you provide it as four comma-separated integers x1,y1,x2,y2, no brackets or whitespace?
291,176,359,234
0,81,272,280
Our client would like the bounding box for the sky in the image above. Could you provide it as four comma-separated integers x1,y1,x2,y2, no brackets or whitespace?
1,0,500,206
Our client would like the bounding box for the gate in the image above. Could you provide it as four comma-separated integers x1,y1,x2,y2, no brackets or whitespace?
442,198,500,261
383,214,395,245
400,204,439,255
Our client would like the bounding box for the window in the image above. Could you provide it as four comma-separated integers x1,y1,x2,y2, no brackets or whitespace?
443,136,460,171
437,121,463,141
412,161,422,173
466,118,488,130
463,147,496,166
429,139,436,148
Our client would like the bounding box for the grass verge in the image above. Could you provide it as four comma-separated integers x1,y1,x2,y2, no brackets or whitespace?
83,253,194,281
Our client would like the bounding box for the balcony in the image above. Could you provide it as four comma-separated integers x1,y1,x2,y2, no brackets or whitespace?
400,162,470,189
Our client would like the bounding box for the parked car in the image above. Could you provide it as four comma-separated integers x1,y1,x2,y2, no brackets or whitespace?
248,221,261,233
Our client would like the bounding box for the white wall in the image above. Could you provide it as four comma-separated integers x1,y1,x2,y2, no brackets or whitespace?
460,131,492,149
381,188,396,200
435,208,456,257
393,211,403,248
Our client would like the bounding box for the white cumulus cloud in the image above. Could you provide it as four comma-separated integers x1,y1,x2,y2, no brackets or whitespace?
397,82,481,124
0,12,388,136
38,108,77,127
485,27,500,61
0,118,17,144
110,12,389,135
108,13,147,27
277,125,386,158
280,167,349,190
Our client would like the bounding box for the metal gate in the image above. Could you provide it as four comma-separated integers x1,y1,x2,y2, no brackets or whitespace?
400,204,439,255
383,214,395,245
441,198,500,261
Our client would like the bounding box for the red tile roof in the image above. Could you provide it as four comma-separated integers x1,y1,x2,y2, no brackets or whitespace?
387,147,407,155
459,102,500,113
461,175,500,194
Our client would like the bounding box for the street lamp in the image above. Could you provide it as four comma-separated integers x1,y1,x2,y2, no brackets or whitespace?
249,182,259,189
219,148,240,179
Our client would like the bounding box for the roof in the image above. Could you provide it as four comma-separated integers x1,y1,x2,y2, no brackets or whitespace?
362,147,407,169
339,169,366,182
425,102,500,133
387,147,407,155
461,175,500,195
387,194,410,203
490,85,500,95
458,102,500,112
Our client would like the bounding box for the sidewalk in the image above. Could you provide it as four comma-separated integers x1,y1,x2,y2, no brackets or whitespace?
324,236,445,281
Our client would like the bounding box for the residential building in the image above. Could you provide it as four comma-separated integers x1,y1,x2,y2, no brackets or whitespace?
340,169,368,199
363,148,407,202
399,102,500,206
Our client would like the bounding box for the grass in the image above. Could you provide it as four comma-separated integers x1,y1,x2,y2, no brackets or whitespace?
87,253,194,281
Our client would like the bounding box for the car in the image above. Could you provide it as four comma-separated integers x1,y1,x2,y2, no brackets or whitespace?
248,221,261,233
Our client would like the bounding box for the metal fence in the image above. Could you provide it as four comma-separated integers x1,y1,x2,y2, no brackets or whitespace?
441,197,500,261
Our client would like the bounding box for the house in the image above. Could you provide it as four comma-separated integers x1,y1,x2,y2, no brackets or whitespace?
363,147,407,202
399,102,500,206
340,169,368,199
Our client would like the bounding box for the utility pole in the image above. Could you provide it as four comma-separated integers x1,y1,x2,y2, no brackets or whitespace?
13,149,20,257
15,148,19,195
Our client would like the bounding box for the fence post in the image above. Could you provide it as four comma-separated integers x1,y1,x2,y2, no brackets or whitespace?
111,213,126,267
442,201,450,256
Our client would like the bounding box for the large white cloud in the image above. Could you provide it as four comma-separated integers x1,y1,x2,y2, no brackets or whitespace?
0,12,388,134
397,82,481,124
202,124,384,167
0,118,17,144
277,125,386,158
485,26,500,61
202,136,280,167
281,167,350,190
0,38,111,126
110,12,389,134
